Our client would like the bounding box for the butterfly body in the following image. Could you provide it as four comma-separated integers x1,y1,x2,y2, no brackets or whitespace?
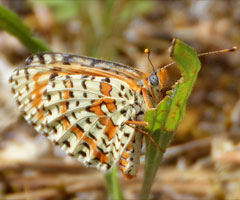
10,52,166,178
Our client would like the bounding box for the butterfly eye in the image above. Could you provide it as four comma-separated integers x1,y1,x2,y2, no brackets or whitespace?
149,73,159,86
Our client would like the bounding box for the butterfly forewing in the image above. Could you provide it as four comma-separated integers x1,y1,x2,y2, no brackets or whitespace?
10,53,147,175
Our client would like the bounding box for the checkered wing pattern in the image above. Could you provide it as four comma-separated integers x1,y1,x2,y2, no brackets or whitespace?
9,53,146,176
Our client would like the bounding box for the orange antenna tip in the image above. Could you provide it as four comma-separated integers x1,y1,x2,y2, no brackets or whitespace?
144,48,150,54
230,46,238,51
144,48,155,72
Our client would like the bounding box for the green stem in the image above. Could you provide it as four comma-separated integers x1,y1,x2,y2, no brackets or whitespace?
105,167,124,200
140,130,172,200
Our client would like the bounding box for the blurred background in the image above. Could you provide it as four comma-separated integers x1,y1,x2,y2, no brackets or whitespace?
0,0,240,199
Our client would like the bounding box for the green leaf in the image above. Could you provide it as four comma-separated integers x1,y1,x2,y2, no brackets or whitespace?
0,5,50,53
140,39,201,200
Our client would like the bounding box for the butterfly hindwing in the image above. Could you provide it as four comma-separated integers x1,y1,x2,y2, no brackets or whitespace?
42,74,138,171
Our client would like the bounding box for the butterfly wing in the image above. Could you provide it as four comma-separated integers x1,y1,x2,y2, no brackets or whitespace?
9,53,146,172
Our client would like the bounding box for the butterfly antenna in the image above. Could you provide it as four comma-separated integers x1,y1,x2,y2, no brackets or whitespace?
144,48,156,72
198,46,238,57
161,46,238,70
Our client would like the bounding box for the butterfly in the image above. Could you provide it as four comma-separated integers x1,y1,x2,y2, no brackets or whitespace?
9,50,167,179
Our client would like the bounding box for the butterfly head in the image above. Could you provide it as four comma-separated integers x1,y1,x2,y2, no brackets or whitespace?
149,68,167,87
148,68,167,104
145,48,167,105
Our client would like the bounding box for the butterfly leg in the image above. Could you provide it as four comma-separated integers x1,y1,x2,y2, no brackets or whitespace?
142,88,152,109
125,122,165,153
125,120,148,126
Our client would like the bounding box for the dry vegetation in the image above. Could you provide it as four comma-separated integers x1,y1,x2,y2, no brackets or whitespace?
0,0,240,199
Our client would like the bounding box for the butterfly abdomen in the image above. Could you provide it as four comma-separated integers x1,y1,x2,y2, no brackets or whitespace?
119,132,143,179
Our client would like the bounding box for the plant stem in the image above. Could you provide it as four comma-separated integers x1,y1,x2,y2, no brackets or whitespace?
140,131,172,200
105,167,124,200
